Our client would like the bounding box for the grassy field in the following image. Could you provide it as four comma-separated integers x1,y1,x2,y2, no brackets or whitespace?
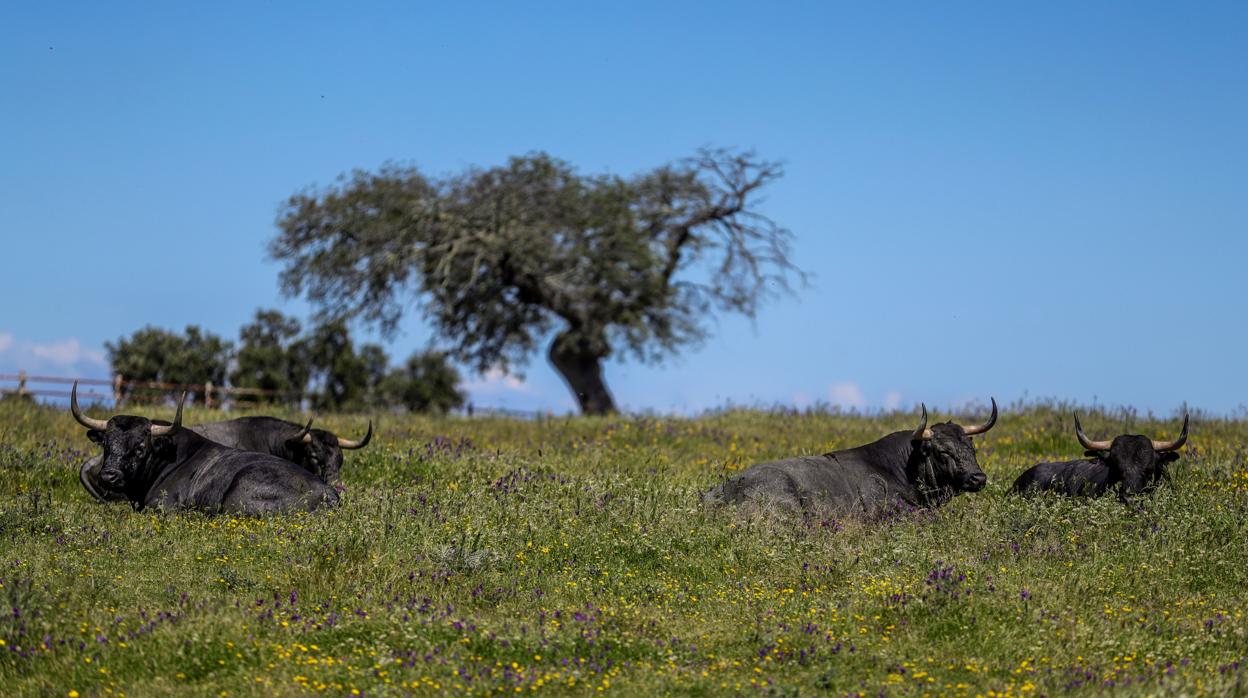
0,397,1245,697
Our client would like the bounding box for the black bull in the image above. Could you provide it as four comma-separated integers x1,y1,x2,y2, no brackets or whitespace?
704,400,998,516
1011,414,1188,501
79,415,371,503
72,386,339,514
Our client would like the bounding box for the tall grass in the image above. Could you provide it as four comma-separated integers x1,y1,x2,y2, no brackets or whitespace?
0,397,1244,696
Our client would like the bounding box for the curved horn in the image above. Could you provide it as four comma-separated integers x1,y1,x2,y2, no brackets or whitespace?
149,392,185,436
290,417,315,444
70,381,108,430
337,420,373,450
911,404,933,441
79,458,108,503
1152,414,1189,452
963,397,998,436
1074,413,1112,451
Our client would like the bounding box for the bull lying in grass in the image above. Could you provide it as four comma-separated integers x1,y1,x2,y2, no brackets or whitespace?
79,407,371,503
704,399,998,517
1011,414,1188,502
193,416,372,483
71,384,339,515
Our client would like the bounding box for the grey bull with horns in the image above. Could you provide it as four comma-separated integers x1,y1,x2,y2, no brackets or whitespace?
79,413,371,503
1010,414,1189,501
703,399,999,516
71,383,339,515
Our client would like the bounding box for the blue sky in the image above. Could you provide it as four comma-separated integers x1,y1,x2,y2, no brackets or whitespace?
2,2,1245,415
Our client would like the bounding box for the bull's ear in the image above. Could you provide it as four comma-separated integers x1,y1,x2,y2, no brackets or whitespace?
87,429,104,445
1083,449,1104,458
1158,451,1181,464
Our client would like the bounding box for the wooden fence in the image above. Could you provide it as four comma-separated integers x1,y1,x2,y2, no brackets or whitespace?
0,372,290,408
0,371,553,418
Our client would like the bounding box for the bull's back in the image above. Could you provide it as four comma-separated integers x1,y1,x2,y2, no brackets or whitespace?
219,460,339,515
191,419,280,454
1011,459,1109,496
148,448,337,515
706,455,901,514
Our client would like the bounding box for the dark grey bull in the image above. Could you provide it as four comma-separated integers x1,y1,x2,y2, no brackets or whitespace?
1010,414,1188,501
71,385,338,515
176,415,371,483
80,414,371,503
704,399,998,516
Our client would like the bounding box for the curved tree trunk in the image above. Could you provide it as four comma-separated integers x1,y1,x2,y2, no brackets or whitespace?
548,333,616,415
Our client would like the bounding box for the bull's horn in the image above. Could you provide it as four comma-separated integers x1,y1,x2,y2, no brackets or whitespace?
963,397,998,436
1074,414,1112,451
1152,414,1189,452
337,420,373,450
290,417,315,444
79,457,109,503
70,381,108,430
911,404,933,441
149,392,186,436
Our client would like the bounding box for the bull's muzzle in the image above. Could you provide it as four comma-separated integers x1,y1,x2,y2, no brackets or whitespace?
99,468,123,488
963,472,987,492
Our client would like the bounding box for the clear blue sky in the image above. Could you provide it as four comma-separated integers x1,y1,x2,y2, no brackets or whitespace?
2,2,1245,415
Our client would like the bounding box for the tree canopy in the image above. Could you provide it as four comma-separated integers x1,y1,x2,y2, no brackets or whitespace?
300,319,371,411
271,148,804,413
106,326,233,403
231,309,309,406
107,313,464,413
379,351,466,414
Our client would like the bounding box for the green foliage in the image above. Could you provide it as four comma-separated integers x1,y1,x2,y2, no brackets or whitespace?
105,325,233,403
271,149,806,413
230,309,308,406
106,313,464,412
298,322,461,413
357,343,390,407
378,350,466,414
1,399,1244,695
301,319,369,411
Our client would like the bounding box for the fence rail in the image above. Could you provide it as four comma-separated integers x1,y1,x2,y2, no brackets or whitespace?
0,371,290,408
0,371,553,418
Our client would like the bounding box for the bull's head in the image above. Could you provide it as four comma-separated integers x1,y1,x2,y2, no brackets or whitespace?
72,382,184,498
283,419,373,482
1074,414,1188,501
909,398,997,497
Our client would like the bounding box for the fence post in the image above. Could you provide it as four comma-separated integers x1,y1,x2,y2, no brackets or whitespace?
113,374,123,408
205,381,214,409
16,370,26,397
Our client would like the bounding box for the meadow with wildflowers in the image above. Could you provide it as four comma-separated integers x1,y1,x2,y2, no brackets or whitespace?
0,397,1244,696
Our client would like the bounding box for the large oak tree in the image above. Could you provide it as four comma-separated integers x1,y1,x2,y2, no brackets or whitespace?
271,149,803,414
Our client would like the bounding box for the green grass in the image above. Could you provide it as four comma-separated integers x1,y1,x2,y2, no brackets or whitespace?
0,396,1245,696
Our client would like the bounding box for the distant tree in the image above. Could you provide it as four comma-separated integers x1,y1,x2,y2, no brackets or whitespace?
302,319,369,411
357,343,390,407
106,326,233,404
271,148,804,414
170,326,234,391
379,350,465,414
105,327,182,396
231,309,309,405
